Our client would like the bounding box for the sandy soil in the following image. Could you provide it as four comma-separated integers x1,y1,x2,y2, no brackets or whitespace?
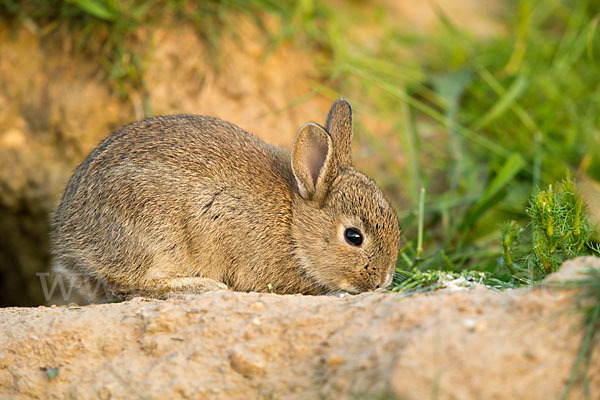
1,257,598,399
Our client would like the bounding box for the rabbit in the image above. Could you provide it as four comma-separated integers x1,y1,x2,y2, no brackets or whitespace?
50,99,402,301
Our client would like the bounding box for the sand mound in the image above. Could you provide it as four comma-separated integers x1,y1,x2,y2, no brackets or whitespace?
1,257,598,399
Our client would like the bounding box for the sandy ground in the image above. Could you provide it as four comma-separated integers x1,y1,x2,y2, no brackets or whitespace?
1,257,599,399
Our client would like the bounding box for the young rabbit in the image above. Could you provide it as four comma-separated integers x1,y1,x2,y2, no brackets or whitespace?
51,99,402,301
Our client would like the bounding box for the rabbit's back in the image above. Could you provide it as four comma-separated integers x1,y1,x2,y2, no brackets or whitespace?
62,115,293,192
52,115,302,299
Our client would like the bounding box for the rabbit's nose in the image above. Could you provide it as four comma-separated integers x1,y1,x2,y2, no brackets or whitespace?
374,284,387,293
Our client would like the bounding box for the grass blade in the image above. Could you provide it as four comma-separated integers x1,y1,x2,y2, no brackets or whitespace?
460,153,526,231
472,75,528,131
416,187,426,260
66,0,118,21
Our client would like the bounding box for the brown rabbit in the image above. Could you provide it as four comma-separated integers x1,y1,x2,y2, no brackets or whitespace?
51,99,402,301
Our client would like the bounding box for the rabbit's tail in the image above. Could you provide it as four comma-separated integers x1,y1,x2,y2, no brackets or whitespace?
50,260,114,303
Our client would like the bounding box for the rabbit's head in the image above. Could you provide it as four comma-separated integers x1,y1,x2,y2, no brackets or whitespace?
291,99,402,294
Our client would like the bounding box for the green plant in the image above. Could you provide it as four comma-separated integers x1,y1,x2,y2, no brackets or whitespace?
501,175,600,282
392,267,515,294
527,177,598,275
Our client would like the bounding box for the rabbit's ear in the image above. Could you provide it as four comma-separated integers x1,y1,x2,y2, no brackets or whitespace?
325,98,353,168
291,122,335,203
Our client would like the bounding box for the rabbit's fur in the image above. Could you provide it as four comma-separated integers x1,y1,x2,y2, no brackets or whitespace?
51,99,402,301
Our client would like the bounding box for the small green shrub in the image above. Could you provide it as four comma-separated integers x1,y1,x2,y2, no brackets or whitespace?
502,175,599,282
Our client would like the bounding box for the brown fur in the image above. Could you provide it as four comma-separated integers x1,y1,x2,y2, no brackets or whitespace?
51,99,402,301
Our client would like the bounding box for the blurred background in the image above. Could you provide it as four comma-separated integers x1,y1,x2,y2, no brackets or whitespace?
0,0,599,306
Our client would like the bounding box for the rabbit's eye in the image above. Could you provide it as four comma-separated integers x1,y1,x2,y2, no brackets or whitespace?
344,228,363,246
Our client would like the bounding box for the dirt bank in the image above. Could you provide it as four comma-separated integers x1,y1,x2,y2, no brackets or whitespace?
1,257,598,399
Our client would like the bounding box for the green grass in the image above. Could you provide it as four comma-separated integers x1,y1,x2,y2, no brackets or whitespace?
395,175,599,292
290,0,600,289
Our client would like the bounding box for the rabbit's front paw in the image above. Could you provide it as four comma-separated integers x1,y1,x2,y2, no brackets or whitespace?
326,291,351,298
143,277,228,298
171,277,228,293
